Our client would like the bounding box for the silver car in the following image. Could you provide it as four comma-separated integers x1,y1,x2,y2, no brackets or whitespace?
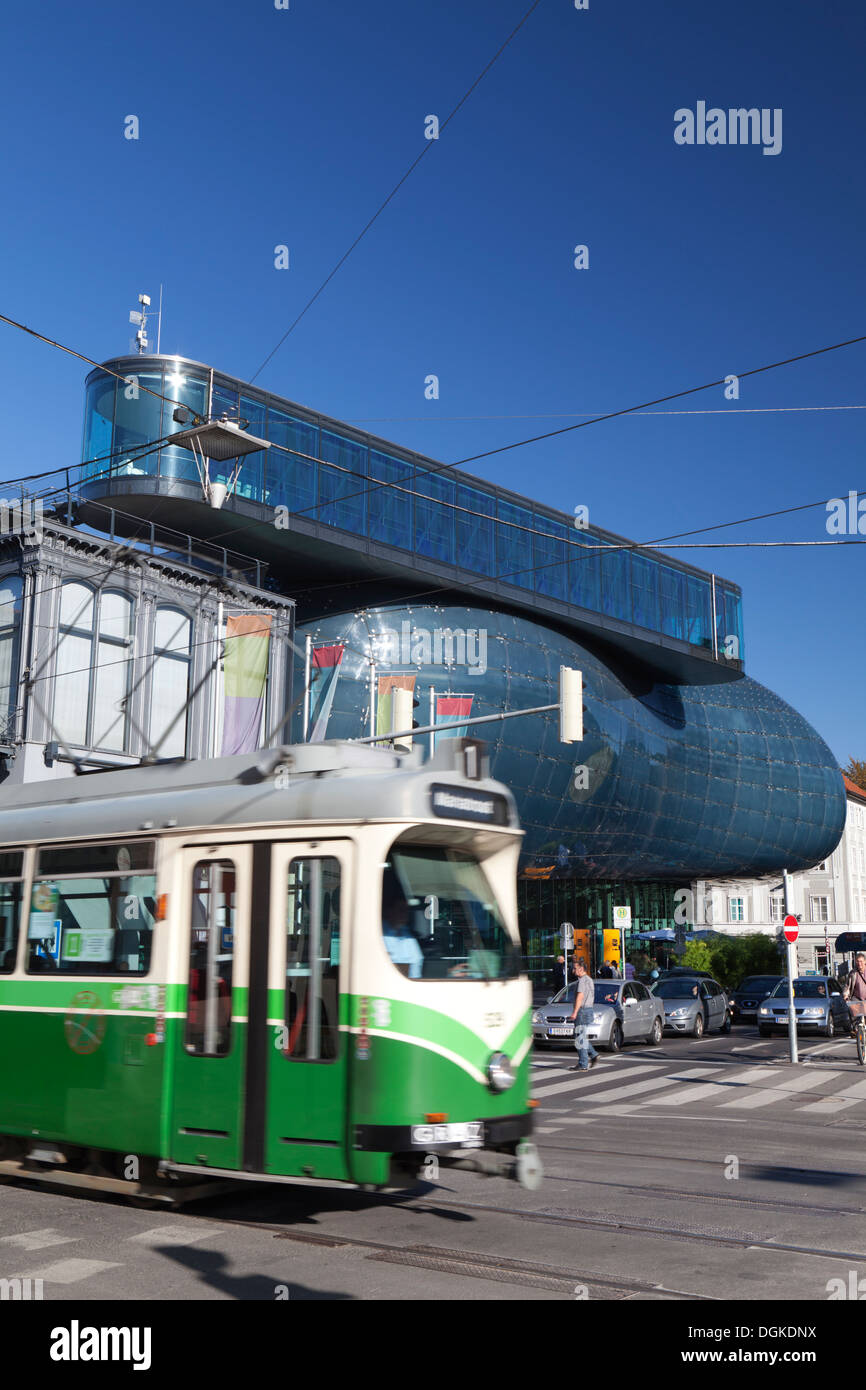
532,979,664,1051
757,976,852,1037
651,975,731,1038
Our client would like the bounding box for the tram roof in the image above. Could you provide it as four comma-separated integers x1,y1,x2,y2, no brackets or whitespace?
0,742,521,846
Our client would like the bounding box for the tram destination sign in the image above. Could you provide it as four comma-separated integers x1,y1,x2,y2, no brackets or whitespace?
430,784,509,825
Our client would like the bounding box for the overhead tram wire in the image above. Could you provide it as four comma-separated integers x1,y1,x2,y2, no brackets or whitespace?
243,333,866,537
248,0,545,384
1,313,865,608
0,298,862,551
0,313,204,419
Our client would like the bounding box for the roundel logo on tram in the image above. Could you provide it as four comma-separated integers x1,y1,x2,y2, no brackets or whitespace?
63,992,106,1055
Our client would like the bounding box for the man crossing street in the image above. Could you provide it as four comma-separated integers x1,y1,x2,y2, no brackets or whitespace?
570,961,599,1072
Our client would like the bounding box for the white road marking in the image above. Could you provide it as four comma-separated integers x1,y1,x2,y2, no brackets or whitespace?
800,1077,866,1112
732,1042,777,1052
720,1068,836,1109
0,1229,75,1251
643,1065,779,1107
6,1258,120,1284
532,1063,662,1100
581,1066,723,1105
127,1225,221,1248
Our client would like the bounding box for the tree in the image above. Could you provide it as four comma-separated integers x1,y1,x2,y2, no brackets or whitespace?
680,940,712,973
844,758,866,792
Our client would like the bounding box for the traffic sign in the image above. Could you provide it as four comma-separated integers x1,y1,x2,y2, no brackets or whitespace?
613,906,631,927
560,922,574,949
784,915,799,944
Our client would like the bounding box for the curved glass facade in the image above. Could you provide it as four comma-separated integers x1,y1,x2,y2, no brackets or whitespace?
81,358,743,669
295,603,843,880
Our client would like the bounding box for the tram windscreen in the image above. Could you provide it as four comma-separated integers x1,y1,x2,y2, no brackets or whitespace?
383,847,520,981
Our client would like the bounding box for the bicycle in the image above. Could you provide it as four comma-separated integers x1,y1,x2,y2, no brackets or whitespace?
849,999,866,1065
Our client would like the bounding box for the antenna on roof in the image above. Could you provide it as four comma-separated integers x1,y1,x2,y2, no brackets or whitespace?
128,292,151,354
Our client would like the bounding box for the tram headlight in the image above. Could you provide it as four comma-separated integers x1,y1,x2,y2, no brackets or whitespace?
487,1051,515,1092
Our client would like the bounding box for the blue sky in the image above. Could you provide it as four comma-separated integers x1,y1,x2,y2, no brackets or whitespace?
0,0,864,764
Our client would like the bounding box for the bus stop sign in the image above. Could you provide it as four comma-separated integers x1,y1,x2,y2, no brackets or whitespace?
784,916,799,944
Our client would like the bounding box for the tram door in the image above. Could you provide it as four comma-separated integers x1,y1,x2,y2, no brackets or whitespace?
263,840,352,1180
170,845,252,1171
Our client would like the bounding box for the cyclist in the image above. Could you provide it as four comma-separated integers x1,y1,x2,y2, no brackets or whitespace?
843,952,866,1061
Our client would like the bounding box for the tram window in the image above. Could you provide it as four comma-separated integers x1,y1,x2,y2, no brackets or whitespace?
25,870,156,975
37,841,154,876
0,879,22,973
284,857,340,1062
185,860,235,1057
382,847,520,982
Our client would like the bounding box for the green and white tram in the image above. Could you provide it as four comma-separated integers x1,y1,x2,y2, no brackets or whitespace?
0,740,539,1200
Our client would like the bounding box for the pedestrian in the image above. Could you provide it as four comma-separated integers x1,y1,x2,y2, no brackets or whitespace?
598,960,613,979
608,959,621,978
552,954,567,993
569,961,599,1072
844,952,866,1012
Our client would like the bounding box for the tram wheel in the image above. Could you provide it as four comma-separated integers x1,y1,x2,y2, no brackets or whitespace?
515,1141,543,1192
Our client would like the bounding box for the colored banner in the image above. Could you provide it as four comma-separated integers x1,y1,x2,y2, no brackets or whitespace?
309,643,345,743
221,614,272,755
434,693,473,744
376,674,416,739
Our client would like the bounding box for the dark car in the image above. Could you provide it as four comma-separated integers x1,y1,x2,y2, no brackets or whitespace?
730,974,785,1023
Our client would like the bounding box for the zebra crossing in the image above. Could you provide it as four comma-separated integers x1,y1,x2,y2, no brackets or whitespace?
530,1044,866,1129
0,1222,223,1296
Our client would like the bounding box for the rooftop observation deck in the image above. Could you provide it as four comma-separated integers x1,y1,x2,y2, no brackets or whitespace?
78,355,745,687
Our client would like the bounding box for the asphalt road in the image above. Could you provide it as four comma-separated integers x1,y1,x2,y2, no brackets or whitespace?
2,1025,865,1302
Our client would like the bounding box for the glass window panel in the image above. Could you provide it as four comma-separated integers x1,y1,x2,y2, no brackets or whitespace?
186,860,235,1055
26,872,155,976
60,582,94,631
149,652,189,758
569,530,601,611
53,632,91,745
319,431,367,533
99,591,133,640
82,373,116,481
159,368,209,483
497,501,534,590
631,554,660,630
284,857,341,1060
211,382,239,422
92,638,129,750
154,607,191,653
456,484,495,574
38,842,154,876
598,539,632,622
659,566,685,640
414,469,455,563
266,408,318,513
384,847,520,981
0,880,22,972
111,371,163,474
685,575,712,648
368,449,412,548
0,576,22,734
533,515,569,600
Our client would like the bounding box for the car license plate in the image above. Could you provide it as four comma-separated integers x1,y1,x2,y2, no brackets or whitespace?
548,1027,572,1036
411,1121,484,1147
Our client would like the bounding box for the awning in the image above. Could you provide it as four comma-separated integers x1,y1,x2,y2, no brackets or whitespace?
834,932,866,952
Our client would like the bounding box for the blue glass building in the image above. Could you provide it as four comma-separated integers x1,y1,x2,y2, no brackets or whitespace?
78,356,845,957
